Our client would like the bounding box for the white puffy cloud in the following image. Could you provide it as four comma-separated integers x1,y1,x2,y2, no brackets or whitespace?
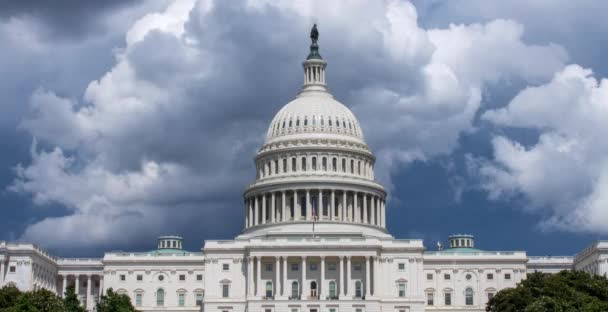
9,0,569,251
477,65,608,233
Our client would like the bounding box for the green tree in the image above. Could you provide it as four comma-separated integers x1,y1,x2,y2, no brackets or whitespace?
0,285,22,309
487,270,608,312
95,288,138,312
62,285,85,312
3,289,64,312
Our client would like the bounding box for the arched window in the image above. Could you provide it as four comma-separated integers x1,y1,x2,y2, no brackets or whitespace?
310,281,317,298
336,118,340,127
322,157,327,171
465,287,474,305
320,117,324,126
265,281,273,298
329,118,332,126
292,158,296,172
289,119,293,127
312,157,317,170
332,158,337,171
296,119,300,126
350,160,354,174
156,289,164,306
282,121,286,128
302,157,307,171
304,118,308,126
329,281,336,298
355,281,362,298
342,159,346,172
358,161,361,175
283,158,287,173
312,116,316,125
291,281,299,298
275,160,279,174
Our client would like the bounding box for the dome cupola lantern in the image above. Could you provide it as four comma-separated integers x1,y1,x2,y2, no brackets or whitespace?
302,24,327,91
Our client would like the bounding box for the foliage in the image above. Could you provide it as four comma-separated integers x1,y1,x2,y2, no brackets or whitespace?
63,285,85,312
0,285,22,309
487,270,608,312
2,289,64,312
95,288,138,312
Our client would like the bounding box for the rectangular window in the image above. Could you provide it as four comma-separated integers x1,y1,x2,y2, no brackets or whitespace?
426,273,433,280
197,274,203,281
291,309,298,312
427,292,434,305
488,292,494,301
179,274,185,281
487,273,494,280
398,283,406,297
310,263,317,271
291,263,299,271
398,263,405,271
222,284,229,298
196,293,203,306
135,293,142,307
9,266,16,273
266,263,273,271
136,275,143,281
354,263,361,271
444,273,450,280
505,273,511,280
178,293,185,306
222,264,230,271
119,274,126,281
355,309,363,312
328,263,336,271
265,309,272,312
445,292,452,305
329,309,336,312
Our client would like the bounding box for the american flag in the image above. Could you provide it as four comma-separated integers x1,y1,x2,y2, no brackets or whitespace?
312,203,318,221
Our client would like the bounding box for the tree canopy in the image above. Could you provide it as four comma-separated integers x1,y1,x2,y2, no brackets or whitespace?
62,285,85,312
487,270,608,312
95,288,138,312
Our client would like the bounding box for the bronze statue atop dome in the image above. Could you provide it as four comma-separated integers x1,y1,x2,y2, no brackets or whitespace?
310,24,319,44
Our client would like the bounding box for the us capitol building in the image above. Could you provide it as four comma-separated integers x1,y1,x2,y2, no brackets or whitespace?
1,27,607,312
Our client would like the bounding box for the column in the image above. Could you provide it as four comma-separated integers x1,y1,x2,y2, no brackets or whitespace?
339,257,345,297
245,199,249,228
275,257,280,298
318,189,323,219
363,194,368,224
365,257,371,297
281,191,286,222
75,275,81,306
248,257,253,296
373,258,378,296
346,257,351,297
320,257,326,298
262,195,267,224
256,257,261,297
294,190,299,220
353,193,359,222
306,190,311,221
301,257,307,298
282,257,287,297
86,275,92,310
271,192,276,223
61,275,67,298
254,196,259,226
342,192,347,222
382,200,386,227
330,190,335,221
371,196,376,225
99,275,104,296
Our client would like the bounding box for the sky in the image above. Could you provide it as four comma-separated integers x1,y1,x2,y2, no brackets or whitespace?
1,0,608,257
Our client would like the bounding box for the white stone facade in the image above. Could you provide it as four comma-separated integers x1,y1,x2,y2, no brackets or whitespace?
0,29,607,312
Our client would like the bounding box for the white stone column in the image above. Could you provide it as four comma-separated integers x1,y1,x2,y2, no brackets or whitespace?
86,275,91,310
61,275,67,298
99,275,104,296
75,275,81,306
282,256,287,297
281,191,286,222
254,196,259,226
275,257,280,298
318,189,323,219
339,256,345,297
365,257,371,297
370,196,376,225
320,256,326,299
342,191,347,222
353,192,359,222
382,200,386,227
302,256,307,298
245,199,249,228
247,257,253,296
330,190,335,221
363,194,368,224
271,192,276,223
262,195,267,224
256,257,261,297
306,190,311,221
346,257,351,297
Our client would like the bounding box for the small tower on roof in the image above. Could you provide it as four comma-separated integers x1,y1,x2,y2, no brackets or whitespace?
301,24,328,92
157,235,183,250
448,234,475,248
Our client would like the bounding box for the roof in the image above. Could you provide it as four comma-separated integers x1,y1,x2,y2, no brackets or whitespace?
439,247,484,254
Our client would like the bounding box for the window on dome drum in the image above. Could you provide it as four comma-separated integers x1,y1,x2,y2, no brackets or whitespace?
283,159,287,173
179,274,185,281
332,158,337,171
427,292,434,305
302,157,307,171
178,293,185,306
329,281,336,298
282,121,286,128
292,158,296,172
426,273,433,280
222,284,229,298
296,119,300,126
135,293,142,307
291,263,299,271
505,273,511,280
196,293,203,306
350,160,354,173
275,160,279,174
329,119,332,126
136,274,143,281
342,159,346,172
487,273,493,280
266,263,273,271
291,281,299,298
335,118,340,127
465,288,474,305
343,121,346,128
156,289,164,306
289,120,292,127
223,264,230,271
398,263,405,271
398,283,406,297
322,157,327,170
312,157,317,170
355,281,362,298
444,274,450,280
358,161,361,175
444,292,452,305
266,281,273,298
